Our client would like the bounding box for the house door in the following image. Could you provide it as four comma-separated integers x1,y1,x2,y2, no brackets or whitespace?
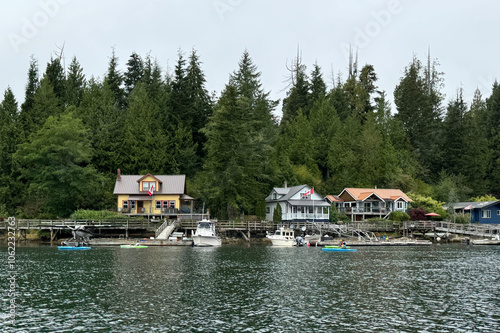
138,201,143,213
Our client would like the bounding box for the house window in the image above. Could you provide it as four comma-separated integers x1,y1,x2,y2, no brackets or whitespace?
293,206,297,214
497,210,500,216
266,207,270,213
397,201,404,210
309,206,313,214
482,210,491,218
273,193,277,200
156,201,161,209
123,201,129,209
142,181,156,192
169,201,175,209
131,201,136,209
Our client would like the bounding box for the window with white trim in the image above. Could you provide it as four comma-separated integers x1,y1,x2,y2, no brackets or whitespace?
482,210,491,218
156,201,161,209
142,181,156,192
266,207,270,213
123,201,129,209
497,210,500,216
131,201,136,209
397,201,404,210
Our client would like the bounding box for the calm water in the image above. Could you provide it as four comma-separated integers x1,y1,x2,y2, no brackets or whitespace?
1,244,500,332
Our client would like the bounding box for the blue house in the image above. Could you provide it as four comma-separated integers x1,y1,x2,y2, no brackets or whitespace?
444,201,500,224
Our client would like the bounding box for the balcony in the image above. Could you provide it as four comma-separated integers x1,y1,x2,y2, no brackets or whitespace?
340,207,389,214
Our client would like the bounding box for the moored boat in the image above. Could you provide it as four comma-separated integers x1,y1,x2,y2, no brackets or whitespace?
192,219,222,247
266,227,296,246
58,241,91,250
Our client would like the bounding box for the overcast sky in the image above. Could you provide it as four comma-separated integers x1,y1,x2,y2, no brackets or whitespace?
1,0,498,118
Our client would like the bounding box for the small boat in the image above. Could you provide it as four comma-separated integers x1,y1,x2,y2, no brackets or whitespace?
192,219,222,247
120,244,148,248
58,241,90,250
266,227,296,246
322,247,357,252
58,246,91,250
471,239,500,245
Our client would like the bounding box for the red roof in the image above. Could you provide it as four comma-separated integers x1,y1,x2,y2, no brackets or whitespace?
339,188,412,202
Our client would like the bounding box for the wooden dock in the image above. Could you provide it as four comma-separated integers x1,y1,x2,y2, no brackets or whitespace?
403,221,500,239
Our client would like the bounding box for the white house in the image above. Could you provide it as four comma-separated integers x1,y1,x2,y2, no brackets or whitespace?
265,184,330,222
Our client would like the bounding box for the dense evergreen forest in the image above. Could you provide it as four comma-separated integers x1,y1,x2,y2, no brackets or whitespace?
0,48,499,219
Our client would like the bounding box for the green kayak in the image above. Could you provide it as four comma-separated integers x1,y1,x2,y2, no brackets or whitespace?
120,244,148,248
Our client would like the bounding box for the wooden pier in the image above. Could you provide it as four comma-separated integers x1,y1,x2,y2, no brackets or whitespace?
403,221,500,239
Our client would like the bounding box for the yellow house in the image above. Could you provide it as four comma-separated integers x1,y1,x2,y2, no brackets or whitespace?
113,169,194,218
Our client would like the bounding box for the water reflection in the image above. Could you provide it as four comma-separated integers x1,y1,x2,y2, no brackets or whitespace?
1,244,499,332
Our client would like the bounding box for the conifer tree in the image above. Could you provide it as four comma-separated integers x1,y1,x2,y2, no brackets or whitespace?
77,79,125,176
281,53,310,123
44,57,66,103
19,57,40,137
104,49,125,108
124,52,144,96
485,82,500,195
65,56,86,107
442,89,468,175
14,112,104,217
185,49,212,159
309,63,327,107
203,51,278,218
0,88,19,214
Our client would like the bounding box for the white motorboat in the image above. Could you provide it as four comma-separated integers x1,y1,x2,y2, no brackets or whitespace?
267,227,296,246
192,219,222,247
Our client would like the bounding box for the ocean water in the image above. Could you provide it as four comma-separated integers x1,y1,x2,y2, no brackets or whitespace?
1,244,500,332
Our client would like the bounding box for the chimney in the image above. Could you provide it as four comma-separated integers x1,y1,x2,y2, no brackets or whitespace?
117,168,121,181
284,180,287,188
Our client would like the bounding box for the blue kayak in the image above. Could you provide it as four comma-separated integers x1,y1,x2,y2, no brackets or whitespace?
58,246,91,250
322,247,357,252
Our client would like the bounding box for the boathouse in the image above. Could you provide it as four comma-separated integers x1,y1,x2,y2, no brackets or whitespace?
265,184,330,222
333,188,412,221
113,169,195,218
444,201,500,224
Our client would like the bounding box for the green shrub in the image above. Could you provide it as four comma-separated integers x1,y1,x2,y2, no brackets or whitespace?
452,213,471,224
389,211,410,221
70,209,123,220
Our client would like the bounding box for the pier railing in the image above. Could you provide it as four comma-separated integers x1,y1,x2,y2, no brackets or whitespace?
404,221,500,238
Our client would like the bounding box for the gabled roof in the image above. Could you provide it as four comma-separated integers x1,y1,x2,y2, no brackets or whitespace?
338,188,412,202
136,173,162,183
114,175,186,195
325,195,342,203
444,201,500,210
266,185,309,202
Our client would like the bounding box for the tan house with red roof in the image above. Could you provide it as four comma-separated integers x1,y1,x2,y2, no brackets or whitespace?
113,169,195,218
330,188,412,221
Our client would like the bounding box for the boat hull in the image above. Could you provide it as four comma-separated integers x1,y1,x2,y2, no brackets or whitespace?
322,247,357,252
268,238,295,247
58,246,91,250
192,235,222,247
471,240,500,245
120,245,148,248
